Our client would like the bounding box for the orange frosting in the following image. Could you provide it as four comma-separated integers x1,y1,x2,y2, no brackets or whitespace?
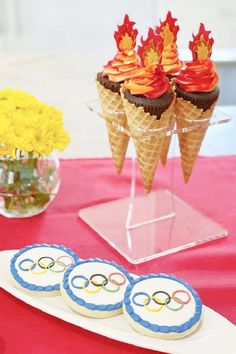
175,60,219,92
156,11,182,75
102,50,139,83
124,65,171,99
161,44,182,75
102,15,139,83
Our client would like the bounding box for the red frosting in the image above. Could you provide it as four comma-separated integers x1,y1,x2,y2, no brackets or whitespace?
124,64,171,99
175,60,219,92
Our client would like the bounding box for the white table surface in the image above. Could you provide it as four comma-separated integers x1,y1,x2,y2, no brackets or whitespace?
0,53,235,159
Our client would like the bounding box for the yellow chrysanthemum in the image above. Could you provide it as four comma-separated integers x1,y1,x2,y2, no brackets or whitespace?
0,89,70,158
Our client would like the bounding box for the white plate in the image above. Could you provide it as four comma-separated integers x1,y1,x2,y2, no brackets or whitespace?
0,250,236,354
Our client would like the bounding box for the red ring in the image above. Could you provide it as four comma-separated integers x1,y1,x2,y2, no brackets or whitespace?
56,255,74,267
172,290,191,305
108,272,126,286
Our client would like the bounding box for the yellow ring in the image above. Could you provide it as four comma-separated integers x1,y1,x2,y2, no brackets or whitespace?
144,296,164,312
82,281,101,294
29,262,47,275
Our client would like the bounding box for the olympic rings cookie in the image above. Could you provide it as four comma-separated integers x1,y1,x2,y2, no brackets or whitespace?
123,274,203,340
10,244,79,296
61,258,133,318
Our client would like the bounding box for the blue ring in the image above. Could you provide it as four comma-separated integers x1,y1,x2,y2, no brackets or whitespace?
19,258,35,271
71,275,89,289
132,292,151,307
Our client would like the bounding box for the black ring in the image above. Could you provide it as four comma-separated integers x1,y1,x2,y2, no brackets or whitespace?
38,256,55,269
152,291,171,305
90,273,108,287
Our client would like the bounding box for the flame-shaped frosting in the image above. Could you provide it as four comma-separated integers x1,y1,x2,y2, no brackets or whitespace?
123,27,170,98
138,28,163,67
176,24,218,92
124,65,171,99
102,14,139,83
175,60,219,92
189,23,214,60
156,11,182,75
114,14,138,53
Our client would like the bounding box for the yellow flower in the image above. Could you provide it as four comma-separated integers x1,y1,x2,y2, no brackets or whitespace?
0,89,70,158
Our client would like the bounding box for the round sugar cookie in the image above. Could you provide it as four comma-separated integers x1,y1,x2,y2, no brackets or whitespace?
61,258,133,318
10,244,79,296
123,273,203,340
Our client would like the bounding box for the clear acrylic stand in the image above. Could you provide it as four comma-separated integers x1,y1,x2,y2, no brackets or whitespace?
79,101,231,264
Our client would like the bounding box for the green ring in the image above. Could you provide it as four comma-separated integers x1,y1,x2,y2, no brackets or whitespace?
102,283,120,293
165,297,184,311
48,260,66,273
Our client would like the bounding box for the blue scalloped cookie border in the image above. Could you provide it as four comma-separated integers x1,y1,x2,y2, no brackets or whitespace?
62,258,134,312
10,244,79,292
123,273,202,334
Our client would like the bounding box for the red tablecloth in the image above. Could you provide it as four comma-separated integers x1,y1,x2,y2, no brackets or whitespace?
0,157,236,354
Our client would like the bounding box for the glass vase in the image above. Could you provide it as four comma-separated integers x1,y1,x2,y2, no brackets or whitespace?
0,152,60,218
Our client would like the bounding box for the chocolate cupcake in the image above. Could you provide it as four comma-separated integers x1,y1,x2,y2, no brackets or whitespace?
123,89,174,119
175,84,219,111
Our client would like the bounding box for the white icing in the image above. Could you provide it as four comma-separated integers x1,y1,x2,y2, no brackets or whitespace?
14,247,74,287
67,262,129,306
130,278,196,327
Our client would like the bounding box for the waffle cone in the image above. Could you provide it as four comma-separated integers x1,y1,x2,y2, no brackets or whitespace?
174,97,216,183
96,80,129,174
160,111,175,166
122,93,174,193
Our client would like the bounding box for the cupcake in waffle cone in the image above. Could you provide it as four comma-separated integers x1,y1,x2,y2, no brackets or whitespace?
96,15,139,174
175,98,216,183
175,23,219,182
122,30,175,192
160,111,175,166
96,80,129,174
122,92,174,192
156,11,182,166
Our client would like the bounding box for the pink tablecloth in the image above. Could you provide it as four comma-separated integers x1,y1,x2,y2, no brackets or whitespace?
0,157,236,354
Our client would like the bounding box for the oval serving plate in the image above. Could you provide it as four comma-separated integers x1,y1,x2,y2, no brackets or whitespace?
0,250,236,354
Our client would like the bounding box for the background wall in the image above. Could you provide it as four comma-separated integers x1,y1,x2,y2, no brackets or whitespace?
0,0,235,104
0,0,235,52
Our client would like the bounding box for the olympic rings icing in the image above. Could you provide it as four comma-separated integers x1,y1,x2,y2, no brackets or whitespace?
71,272,126,295
108,272,126,286
152,291,171,305
57,255,74,267
19,258,35,272
132,292,151,307
90,274,108,287
38,256,55,269
132,289,191,312
18,255,74,275
172,289,191,305
71,275,89,289
83,282,101,294
102,283,120,293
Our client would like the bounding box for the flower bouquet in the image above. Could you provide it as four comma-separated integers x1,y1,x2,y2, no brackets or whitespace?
0,89,70,218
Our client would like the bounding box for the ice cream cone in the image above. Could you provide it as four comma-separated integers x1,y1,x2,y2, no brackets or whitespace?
122,93,174,193
174,97,216,183
160,111,175,166
96,80,129,174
